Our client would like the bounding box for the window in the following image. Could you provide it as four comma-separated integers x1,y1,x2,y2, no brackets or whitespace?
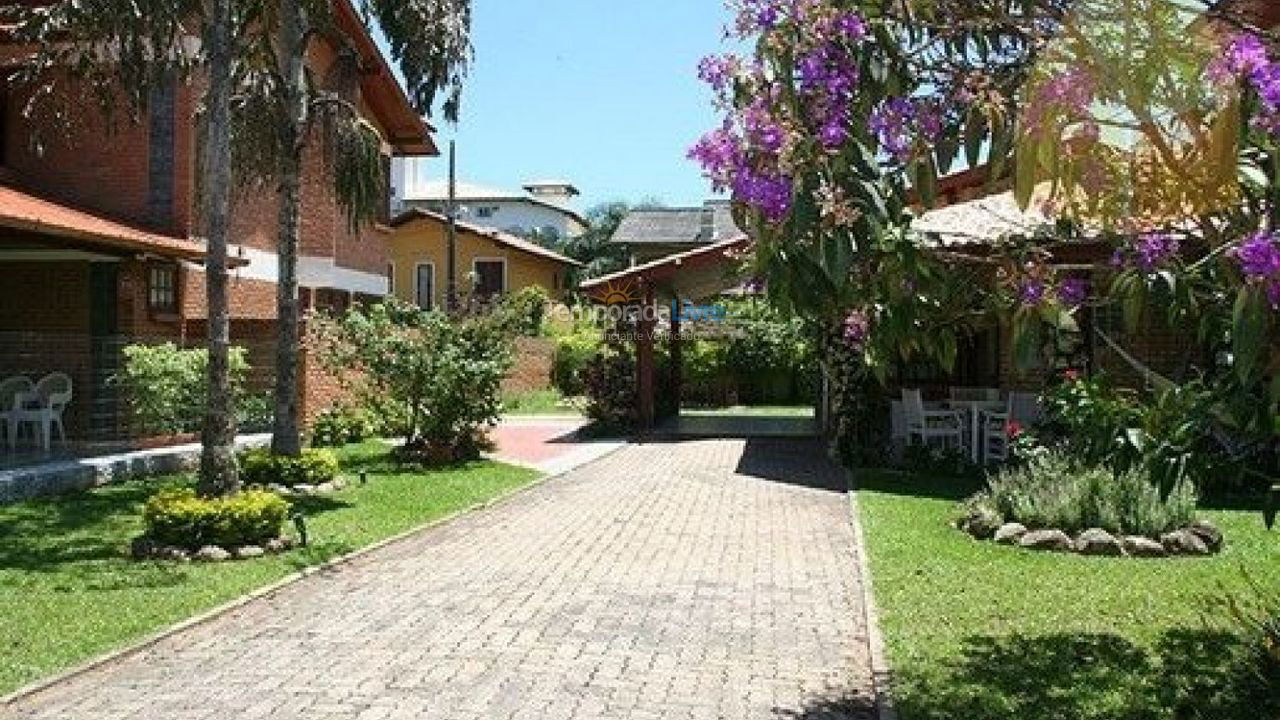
148,263,179,314
476,206,498,219
473,259,506,299
415,263,435,310
386,262,396,295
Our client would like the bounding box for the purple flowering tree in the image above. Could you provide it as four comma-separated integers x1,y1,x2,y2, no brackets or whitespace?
694,0,1279,440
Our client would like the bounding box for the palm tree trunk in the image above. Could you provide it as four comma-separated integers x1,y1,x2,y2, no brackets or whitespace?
197,0,240,497
270,0,307,457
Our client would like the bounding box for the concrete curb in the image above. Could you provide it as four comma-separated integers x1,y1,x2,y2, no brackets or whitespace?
1,443,631,709
847,471,899,720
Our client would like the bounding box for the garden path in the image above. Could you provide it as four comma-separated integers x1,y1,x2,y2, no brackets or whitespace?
5,439,875,720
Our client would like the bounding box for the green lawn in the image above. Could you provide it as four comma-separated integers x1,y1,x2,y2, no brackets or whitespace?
0,442,540,695
856,470,1279,720
501,387,585,416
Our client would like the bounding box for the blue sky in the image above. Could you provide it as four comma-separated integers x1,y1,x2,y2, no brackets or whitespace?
387,1,738,211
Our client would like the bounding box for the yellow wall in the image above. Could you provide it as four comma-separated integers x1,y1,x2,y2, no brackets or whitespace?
388,218,568,308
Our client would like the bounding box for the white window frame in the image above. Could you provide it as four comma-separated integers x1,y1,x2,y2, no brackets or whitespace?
471,257,508,297
415,262,436,310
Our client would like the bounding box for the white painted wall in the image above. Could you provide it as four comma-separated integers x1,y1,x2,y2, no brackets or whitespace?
402,198,585,239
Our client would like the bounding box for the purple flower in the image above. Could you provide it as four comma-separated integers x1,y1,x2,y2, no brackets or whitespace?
1018,278,1047,306
1133,232,1180,272
688,126,745,192
732,170,793,223
697,55,738,92
834,12,866,41
842,310,870,349
796,44,859,99
869,98,916,161
1210,33,1271,83
1057,277,1089,307
819,116,850,150
1235,231,1280,284
743,100,785,154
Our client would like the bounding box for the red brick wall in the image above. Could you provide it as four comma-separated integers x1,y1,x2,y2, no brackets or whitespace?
3,74,194,236
182,268,279,320
502,337,556,395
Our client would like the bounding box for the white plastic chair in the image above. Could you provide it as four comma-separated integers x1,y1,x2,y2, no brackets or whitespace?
902,389,964,450
0,376,34,450
15,372,72,451
981,394,1016,463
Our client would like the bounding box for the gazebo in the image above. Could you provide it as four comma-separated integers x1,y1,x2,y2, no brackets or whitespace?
579,236,752,430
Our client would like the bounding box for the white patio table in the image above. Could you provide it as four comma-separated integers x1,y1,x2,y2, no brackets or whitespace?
944,398,1006,463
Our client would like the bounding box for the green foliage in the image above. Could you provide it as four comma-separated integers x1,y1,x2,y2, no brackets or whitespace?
497,286,551,336
235,391,274,434
1215,579,1280,716
310,405,379,448
143,488,290,549
901,444,983,481
116,343,249,436
551,330,602,396
317,300,512,461
239,448,340,488
581,343,637,432
970,449,1198,537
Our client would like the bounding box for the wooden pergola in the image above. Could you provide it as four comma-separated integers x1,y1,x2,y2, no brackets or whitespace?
580,237,751,429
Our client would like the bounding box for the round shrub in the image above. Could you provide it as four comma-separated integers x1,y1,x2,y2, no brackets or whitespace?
310,405,378,448
552,332,601,396
143,489,290,549
240,448,340,487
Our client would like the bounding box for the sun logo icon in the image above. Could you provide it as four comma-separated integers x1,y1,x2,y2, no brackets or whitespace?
589,278,642,306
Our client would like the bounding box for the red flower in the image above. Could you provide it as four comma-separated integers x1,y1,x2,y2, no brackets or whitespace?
1063,369,1081,382
1006,421,1024,438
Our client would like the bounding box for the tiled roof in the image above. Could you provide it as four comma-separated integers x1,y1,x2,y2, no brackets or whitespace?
390,207,584,267
910,190,1055,247
610,203,742,245
0,184,208,261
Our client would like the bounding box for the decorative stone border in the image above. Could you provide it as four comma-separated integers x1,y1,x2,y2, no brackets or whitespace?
259,478,347,498
130,536,297,563
957,512,1224,557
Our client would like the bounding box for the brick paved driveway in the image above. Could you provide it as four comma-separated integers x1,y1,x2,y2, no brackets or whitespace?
7,439,875,720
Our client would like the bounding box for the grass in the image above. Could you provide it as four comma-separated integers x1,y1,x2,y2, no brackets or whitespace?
0,441,540,695
856,470,1279,720
500,387,585,416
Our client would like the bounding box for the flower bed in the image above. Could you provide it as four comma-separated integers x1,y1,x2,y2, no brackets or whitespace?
956,450,1222,558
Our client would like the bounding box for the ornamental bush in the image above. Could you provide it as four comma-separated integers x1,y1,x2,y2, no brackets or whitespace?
551,330,601,396
117,343,249,436
310,404,379,448
968,450,1198,538
143,488,290,549
498,286,551,337
581,345,638,432
316,300,513,463
239,448,340,487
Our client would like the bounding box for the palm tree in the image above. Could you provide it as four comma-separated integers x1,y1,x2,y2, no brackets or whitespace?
10,0,242,496
241,0,473,457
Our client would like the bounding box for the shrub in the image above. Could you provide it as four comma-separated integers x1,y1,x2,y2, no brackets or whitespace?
239,448,340,487
552,331,602,396
969,449,1198,537
498,286,551,336
117,343,249,435
143,488,290,549
901,443,983,480
236,391,274,433
310,404,378,447
1212,580,1280,717
581,345,637,431
316,300,513,462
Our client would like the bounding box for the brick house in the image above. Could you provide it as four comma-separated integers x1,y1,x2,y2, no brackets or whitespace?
0,0,436,445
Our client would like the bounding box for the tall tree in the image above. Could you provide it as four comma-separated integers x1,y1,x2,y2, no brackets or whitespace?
559,200,665,289
10,0,243,495
253,0,473,456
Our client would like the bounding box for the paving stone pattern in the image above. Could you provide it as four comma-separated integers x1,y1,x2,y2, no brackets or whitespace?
7,439,875,720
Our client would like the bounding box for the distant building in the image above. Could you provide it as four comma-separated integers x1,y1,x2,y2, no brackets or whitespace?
609,200,743,266
392,164,587,239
